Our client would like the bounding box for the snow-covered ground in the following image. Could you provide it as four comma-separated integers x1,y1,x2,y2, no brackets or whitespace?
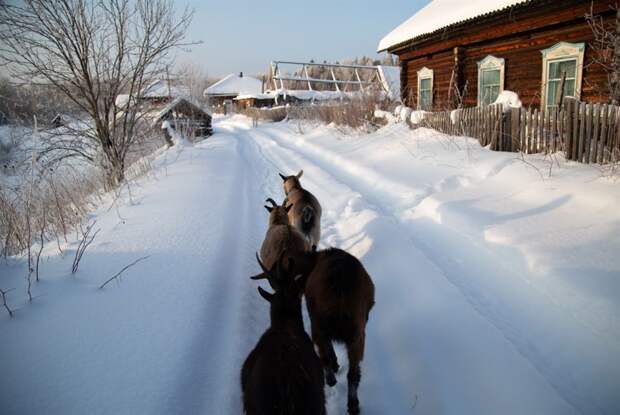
2,115,619,414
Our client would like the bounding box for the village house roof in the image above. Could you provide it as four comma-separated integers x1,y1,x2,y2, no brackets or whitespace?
204,73,263,97
377,0,529,52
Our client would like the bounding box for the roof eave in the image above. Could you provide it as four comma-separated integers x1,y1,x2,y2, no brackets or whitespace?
379,0,536,55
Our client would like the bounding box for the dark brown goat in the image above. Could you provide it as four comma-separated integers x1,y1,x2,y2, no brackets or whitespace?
252,247,375,414
260,198,309,270
241,253,325,415
296,248,375,415
279,171,322,250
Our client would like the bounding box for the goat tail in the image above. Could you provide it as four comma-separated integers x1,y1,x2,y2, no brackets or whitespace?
301,206,315,234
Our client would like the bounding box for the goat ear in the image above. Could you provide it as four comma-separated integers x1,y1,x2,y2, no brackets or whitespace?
297,170,303,178
257,286,274,302
279,173,287,181
264,205,273,212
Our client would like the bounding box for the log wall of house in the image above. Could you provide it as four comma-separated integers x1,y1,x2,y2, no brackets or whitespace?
394,0,616,110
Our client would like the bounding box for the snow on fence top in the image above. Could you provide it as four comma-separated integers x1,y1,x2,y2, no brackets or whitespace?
204,73,263,97
377,0,529,52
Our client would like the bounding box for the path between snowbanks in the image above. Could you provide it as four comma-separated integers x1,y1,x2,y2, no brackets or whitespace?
2,115,619,414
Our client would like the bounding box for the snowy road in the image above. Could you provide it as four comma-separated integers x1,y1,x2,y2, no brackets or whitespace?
2,116,619,414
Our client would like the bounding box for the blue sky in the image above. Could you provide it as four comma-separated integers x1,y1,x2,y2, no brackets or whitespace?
177,0,428,77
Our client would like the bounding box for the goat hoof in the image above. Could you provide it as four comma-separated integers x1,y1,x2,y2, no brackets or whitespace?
347,398,360,415
326,372,337,387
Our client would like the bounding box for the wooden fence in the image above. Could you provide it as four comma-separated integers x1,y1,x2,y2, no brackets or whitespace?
417,97,620,164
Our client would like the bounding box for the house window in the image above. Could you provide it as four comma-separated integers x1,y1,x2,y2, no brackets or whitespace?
417,67,433,110
477,56,505,106
541,42,584,110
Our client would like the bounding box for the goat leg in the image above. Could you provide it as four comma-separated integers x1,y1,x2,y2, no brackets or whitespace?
346,334,365,415
311,324,339,387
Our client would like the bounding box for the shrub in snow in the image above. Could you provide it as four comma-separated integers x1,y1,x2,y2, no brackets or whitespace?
409,110,428,125
400,106,412,122
394,105,403,117
494,90,522,111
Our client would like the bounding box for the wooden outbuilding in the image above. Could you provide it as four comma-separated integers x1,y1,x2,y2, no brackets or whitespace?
155,97,212,138
378,0,618,111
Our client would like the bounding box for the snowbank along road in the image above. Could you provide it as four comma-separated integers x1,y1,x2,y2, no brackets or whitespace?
2,115,619,414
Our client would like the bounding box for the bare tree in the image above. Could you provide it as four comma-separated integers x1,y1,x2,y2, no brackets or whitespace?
586,3,620,104
0,0,194,187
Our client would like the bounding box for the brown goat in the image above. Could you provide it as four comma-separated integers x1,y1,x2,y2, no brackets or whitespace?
279,171,322,250
260,198,309,270
241,253,325,415
294,248,375,415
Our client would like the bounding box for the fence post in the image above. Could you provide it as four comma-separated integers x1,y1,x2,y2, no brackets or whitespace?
563,97,574,159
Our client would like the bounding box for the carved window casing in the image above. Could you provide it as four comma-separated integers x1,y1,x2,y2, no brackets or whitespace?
541,42,585,109
417,67,433,110
477,55,505,106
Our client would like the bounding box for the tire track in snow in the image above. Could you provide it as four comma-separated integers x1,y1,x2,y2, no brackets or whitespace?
164,132,274,414
245,123,580,414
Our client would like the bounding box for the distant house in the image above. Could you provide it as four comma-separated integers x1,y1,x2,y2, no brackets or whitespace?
378,0,616,111
204,73,263,112
155,97,212,138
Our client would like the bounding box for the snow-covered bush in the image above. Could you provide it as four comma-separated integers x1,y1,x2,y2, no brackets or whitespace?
400,106,412,123
287,93,383,132
410,110,428,125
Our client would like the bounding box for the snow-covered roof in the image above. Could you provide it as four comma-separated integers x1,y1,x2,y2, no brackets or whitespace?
154,96,212,121
378,0,529,52
234,92,277,100
141,79,189,98
377,65,401,100
204,73,263,97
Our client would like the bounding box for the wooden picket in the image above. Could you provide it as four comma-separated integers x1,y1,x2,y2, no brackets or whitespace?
415,97,620,164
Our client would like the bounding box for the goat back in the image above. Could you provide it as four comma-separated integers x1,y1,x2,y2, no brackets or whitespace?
241,328,325,415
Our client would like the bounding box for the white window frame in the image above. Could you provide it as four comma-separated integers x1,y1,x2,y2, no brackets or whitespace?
477,55,505,106
541,42,585,109
417,67,433,110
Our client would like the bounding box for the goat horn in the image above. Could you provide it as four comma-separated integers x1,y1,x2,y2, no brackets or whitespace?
250,272,267,280
265,198,278,207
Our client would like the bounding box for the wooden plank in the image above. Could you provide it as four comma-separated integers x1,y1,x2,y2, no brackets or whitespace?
520,108,526,152
614,107,620,163
572,99,579,161
578,102,586,162
531,109,538,154
605,105,617,163
511,107,519,152
550,108,557,153
543,109,550,153
599,104,608,163
584,103,592,163
562,100,573,160
591,103,600,163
